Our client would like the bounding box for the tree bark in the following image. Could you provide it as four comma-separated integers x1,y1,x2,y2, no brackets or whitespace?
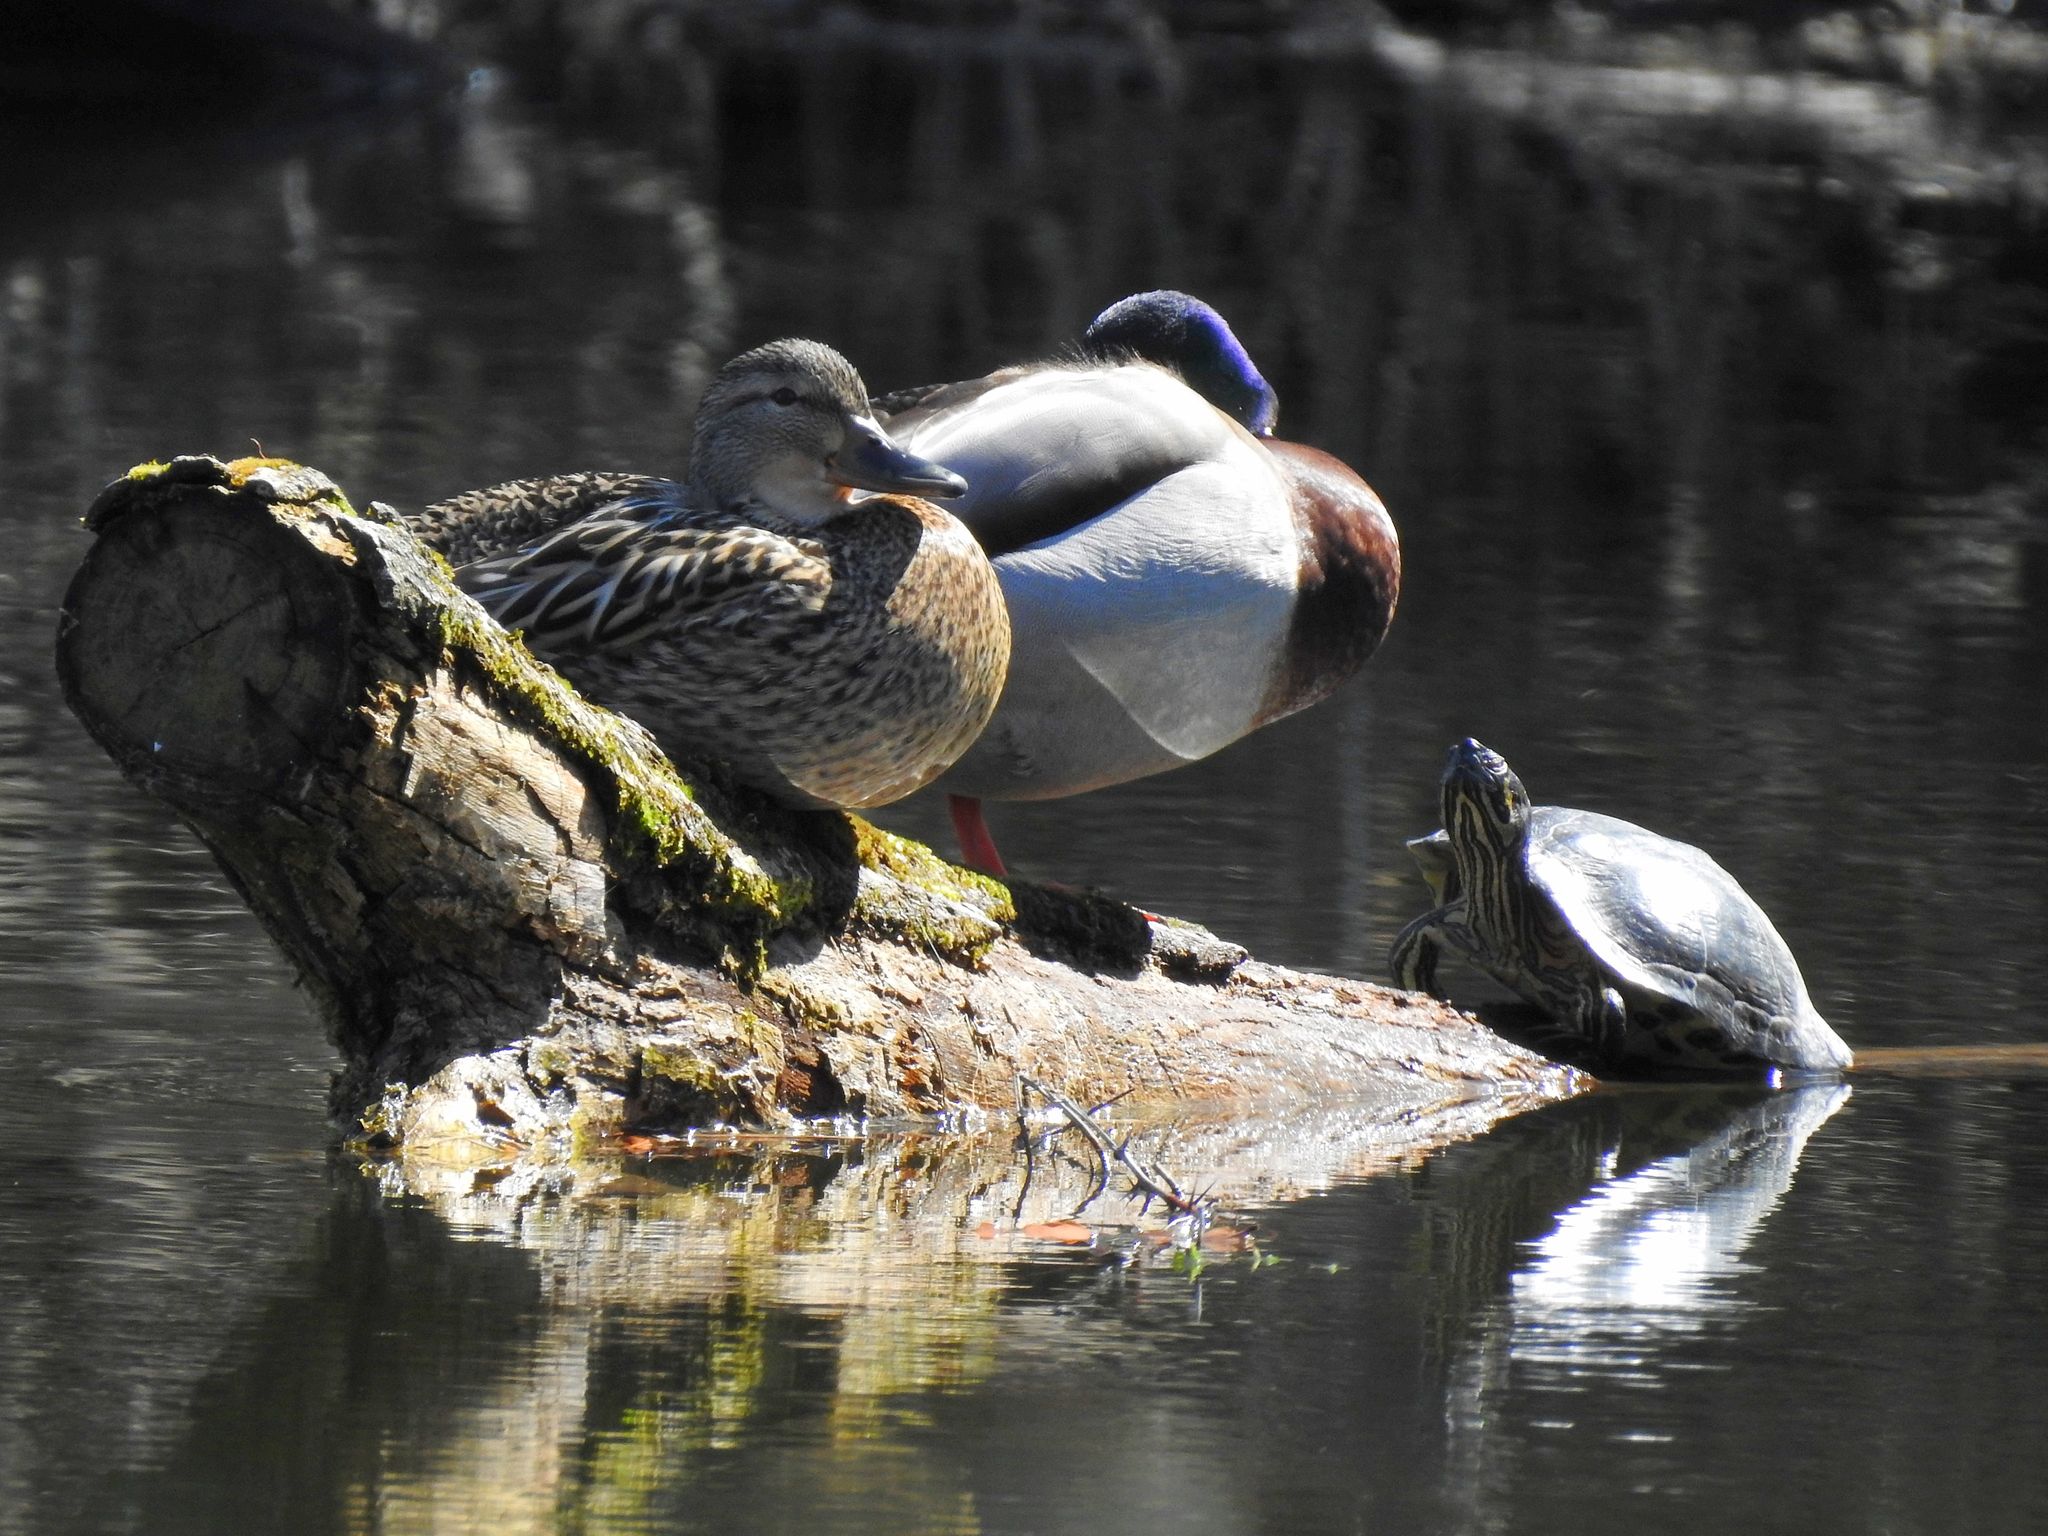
55,455,1575,1161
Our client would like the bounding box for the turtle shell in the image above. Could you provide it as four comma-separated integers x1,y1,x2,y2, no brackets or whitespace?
1517,806,1852,1072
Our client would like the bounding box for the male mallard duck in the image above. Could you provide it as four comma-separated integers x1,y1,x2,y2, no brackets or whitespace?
876,291,1400,874
411,339,1011,811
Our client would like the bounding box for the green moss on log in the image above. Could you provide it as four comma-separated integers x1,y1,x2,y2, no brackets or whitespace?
638,1042,753,1124
844,819,1013,966
427,580,808,920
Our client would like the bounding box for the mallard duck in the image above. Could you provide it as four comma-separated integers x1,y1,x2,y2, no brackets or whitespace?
876,292,1400,874
411,339,1011,811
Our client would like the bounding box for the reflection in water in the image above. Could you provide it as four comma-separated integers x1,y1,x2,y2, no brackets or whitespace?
77,1083,1881,1536
1440,1085,1847,1528
1503,1084,1848,1342
108,1098,1537,1535
13,1049,2048,1534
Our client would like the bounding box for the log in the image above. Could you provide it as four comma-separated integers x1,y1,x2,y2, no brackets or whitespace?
54,455,1576,1161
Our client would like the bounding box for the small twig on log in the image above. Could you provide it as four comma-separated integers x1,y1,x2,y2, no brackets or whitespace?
1014,1097,1110,1221
1014,1082,1143,1219
1015,1089,1146,1220
1019,1076,1216,1233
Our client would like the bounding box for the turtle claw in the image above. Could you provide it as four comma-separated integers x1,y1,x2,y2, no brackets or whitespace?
1583,985,1629,1064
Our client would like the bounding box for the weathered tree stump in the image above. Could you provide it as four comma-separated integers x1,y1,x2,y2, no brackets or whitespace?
55,455,1575,1160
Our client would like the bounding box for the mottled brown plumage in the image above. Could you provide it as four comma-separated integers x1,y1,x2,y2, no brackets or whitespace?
408,470,651,568
411,340,1010,810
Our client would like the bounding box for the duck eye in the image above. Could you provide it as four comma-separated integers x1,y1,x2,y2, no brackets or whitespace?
770,387,799,407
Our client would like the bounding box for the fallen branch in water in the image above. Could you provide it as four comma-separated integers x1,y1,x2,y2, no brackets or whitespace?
55,454,1578,1161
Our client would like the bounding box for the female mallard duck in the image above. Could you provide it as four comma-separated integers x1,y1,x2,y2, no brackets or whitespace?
410,339,1011,811
876,291,1400,874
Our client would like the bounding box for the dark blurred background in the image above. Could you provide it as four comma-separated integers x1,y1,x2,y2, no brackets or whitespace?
3,7,2048,1531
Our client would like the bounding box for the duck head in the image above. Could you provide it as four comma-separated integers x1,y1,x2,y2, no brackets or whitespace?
1082,289,1279,438
691,338,969,523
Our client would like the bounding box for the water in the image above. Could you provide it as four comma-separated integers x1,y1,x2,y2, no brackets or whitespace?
3,14,2047,1533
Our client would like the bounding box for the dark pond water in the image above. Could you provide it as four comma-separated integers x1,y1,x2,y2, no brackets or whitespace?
4,15,2048,1534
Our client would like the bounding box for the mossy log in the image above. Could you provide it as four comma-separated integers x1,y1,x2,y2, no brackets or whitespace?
55,455,1576,1160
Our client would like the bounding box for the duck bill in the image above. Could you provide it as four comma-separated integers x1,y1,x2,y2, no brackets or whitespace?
828,414,969,500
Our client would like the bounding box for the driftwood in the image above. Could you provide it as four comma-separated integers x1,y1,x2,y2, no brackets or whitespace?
54,455,1575,1160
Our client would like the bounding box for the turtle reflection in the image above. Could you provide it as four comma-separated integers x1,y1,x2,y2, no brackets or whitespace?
1441,1081,1848,1399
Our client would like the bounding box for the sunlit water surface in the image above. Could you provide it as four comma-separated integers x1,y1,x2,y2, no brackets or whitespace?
3,23,2047,1535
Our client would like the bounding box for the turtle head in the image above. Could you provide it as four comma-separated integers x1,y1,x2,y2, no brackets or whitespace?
1082,290,1280,438
691,338,968,523
1440,738,1532,862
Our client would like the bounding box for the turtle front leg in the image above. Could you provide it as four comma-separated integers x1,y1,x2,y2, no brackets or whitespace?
1389,900,1466,995
1574,984,1630,1065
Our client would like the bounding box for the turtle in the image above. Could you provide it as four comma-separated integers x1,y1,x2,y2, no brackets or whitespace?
1388,739,1854,1076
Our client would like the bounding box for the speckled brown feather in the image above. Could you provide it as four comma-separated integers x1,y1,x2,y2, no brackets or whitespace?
415,478,1009,811
411,471,661,566
461,507,832,650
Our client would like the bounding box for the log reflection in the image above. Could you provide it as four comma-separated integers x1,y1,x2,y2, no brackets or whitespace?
117,1093,1547,1532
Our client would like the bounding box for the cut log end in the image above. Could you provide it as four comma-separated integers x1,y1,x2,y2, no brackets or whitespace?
59,501,358,795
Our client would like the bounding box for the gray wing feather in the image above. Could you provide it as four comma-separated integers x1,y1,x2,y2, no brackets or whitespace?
886,365,1244,559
